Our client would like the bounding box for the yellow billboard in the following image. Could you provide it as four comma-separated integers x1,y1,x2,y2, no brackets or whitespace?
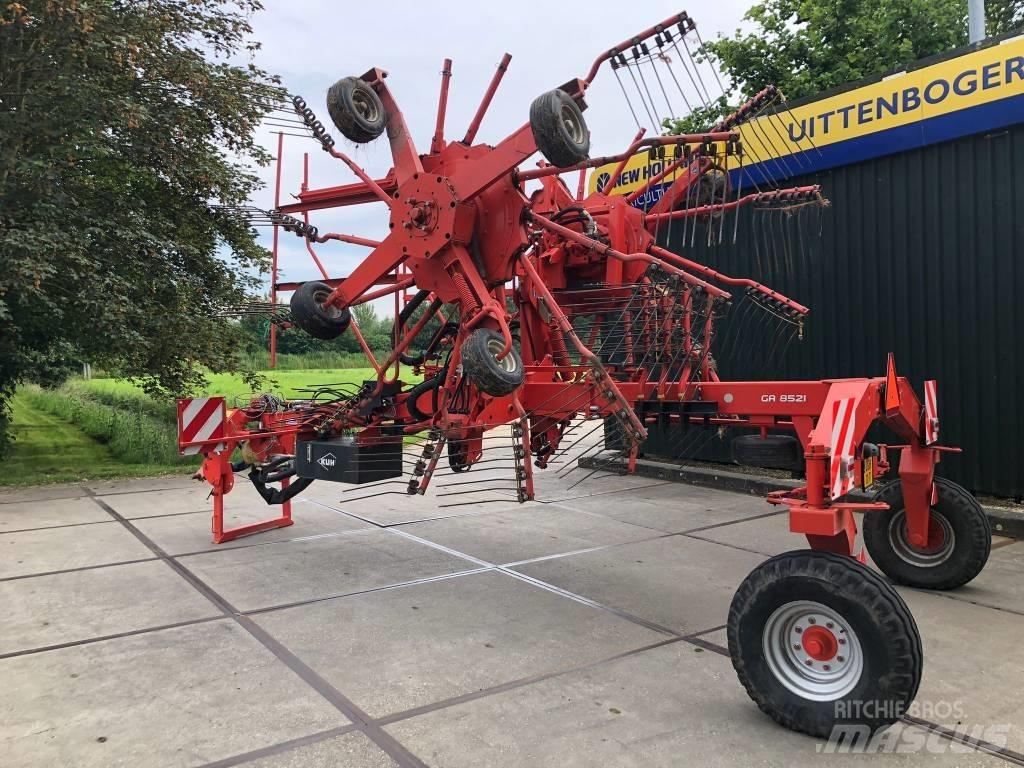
590,36,1024,201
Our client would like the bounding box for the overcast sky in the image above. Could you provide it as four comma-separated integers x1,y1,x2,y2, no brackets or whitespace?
245,1,753,306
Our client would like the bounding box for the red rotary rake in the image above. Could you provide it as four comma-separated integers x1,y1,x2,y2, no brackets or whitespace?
184,11,992,738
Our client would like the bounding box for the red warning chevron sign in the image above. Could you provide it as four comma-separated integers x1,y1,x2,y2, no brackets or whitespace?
923,380,939,445
829,397,857,500
176,397,226,455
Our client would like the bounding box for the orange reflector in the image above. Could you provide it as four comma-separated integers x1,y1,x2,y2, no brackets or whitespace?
885,353,901,413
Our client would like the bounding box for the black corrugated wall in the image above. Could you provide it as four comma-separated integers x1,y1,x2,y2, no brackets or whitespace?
644,122,1024,499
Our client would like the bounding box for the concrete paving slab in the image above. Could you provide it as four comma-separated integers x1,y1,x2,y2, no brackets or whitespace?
513,534,765,634
130,498,373,556
0,495,111,532
178,529,475,611
0,522,152,579
253,570,663,719
0,560,219,655
399,503,658,564
299,481,534,526
239,732,397,768
555,481,779,533
0,620,347,768
941,540,1024,614
386,640,1000,768
900,587,1024,753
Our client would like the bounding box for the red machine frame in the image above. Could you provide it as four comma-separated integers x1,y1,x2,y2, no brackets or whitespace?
183,12,952,563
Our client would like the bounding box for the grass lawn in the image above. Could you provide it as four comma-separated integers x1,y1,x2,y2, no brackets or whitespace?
4,393,184,487
81,368,390,403
5,368,419,488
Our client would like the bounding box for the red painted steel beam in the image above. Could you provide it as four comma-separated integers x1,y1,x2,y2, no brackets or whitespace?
278,171,398,214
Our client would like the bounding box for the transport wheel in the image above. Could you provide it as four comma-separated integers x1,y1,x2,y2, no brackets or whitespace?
289,281,351,340
729,550,922,738
460,328,524,397
448,439,472,472
405,375,442,422
863,477,991,590
529,89,590,168
695,165,729,217
326,76,386,143
731,434,801,470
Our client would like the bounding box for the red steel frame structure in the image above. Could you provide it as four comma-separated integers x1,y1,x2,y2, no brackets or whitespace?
183,11,951,561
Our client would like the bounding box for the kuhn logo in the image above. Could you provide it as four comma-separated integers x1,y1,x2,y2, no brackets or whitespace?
318,453,336,469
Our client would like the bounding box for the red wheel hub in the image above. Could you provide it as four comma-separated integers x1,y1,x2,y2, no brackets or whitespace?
905,516,947,553
801,625,839,662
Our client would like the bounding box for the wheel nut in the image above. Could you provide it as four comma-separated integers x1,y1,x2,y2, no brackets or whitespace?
793,644,801,651
808,617,816,624
839,638,846,645
826,622,834,629
823,664,832,671
795,626,803,634
837,655,845,662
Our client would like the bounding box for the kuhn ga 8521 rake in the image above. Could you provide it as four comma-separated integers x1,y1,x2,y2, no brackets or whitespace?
182,12,992,738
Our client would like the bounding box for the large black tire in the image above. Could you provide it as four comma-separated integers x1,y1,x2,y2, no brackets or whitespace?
289,281,351,340
695,165,729,216
397,289,431,366
405,374,442,422
448,438,472,473
326,77,386,143
460,328,524,397
732,434,801,470
729,550,922,739
529,89,590,168
863,477,991,590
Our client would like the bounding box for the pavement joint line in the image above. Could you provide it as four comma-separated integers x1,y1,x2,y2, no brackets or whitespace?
902,715,1024,766
120,508,209,521
192,724,358,768
907,586,1024,618
0,481,194,507
677,508,789,534
683,623,728,639
682,635,730,656
241,567,493,616
542,480,676,503
0,615,224,660
547,497,787,537
0,489,89,505
0,556,160,583
88,482,197,498
83,492,430,768
681,531,774,558
0,518,118,535
374,636,687,726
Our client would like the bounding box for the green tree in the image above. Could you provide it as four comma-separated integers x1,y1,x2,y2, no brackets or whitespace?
0,1,281,455
702,0,1024,103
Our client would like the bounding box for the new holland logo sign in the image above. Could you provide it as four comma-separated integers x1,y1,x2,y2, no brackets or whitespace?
590,36,1024,201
